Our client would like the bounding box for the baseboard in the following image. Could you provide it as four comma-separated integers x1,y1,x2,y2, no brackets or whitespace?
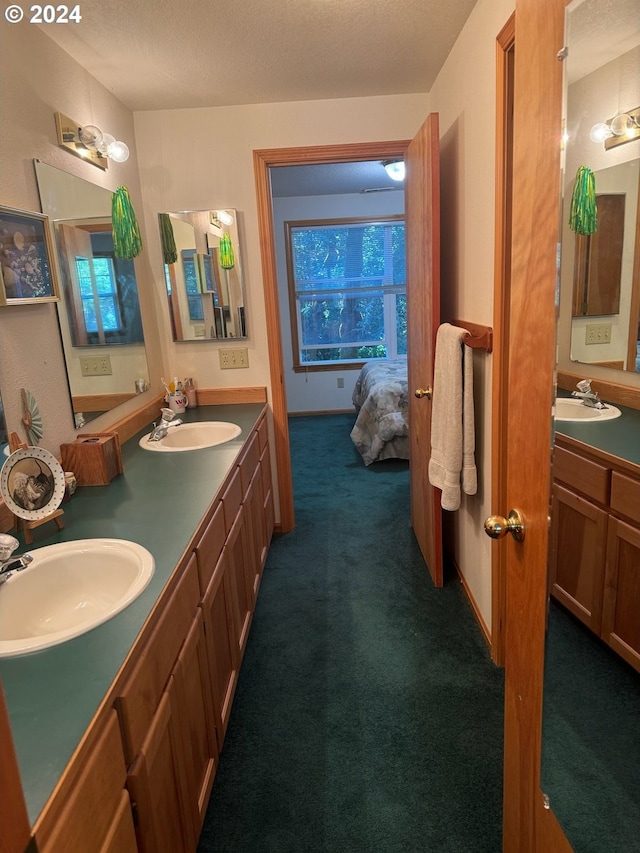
288,409,354,417
197,387,268,405
449,552,492,648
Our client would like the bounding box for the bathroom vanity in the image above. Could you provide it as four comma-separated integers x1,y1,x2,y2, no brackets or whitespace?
549,403,640,672
0,402,274,853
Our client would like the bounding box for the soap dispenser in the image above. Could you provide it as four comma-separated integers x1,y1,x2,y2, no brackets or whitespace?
184,377,197,408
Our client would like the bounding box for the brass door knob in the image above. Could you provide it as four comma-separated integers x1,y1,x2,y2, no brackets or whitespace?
414,387,432,399
484,509,525,542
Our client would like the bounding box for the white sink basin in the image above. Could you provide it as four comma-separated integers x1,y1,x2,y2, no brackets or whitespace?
0,539,154,657
139,420,241,451
554,398,622,423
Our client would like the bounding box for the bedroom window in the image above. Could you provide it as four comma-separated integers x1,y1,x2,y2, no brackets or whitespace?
285,216,406,370
75,255,122,335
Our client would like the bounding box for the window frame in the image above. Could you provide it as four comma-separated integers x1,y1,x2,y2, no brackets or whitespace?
284,214,406,372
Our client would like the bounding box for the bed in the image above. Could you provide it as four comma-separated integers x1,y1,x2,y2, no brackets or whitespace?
350,359,409,465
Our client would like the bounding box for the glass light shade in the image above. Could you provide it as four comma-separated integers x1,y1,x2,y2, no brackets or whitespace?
96,133,116,155
215,210,234,226
589,122,614,143
383,160,405,181
109,140,130,163
78,124,103,149
610,114,634,137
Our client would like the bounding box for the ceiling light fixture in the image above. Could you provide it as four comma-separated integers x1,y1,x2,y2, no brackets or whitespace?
589,106,640,150
55,112,130,169
383,160,405,182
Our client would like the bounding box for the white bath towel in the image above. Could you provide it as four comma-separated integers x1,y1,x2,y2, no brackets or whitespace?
428,323,478,511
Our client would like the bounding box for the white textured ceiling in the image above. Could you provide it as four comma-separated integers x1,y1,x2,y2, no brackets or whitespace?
38,0,479,111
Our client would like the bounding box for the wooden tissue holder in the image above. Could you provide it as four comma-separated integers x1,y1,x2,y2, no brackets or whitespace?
60,432,123,486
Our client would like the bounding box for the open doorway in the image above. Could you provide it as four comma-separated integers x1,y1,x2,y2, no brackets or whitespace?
253,142,409,533
269,159,406,416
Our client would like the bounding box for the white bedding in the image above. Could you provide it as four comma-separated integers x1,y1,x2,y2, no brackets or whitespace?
350,359,409,465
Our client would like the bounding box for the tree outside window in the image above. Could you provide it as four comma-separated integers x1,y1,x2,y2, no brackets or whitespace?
285,216,406,369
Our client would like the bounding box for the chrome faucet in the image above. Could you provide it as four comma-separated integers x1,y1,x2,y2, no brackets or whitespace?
148,408,182,441
571,379,607,409
0,534,32,586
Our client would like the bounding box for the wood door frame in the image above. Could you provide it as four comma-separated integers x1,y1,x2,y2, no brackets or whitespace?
491,13,516,666
253,141,410,533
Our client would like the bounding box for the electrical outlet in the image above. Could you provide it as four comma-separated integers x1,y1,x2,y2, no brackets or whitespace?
585,323,612,345
337,377,345,388
219,347,249,369
80,355,112,376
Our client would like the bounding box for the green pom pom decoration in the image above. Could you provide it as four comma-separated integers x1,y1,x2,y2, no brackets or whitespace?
159,213,177,265
112,186,143,259
569,166,597,235
219,233,235,269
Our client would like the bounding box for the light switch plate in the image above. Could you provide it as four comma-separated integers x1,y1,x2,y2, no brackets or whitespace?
219,347,249,369
80,355,112,376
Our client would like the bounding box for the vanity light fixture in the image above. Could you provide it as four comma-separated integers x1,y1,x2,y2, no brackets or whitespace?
589,106,640,150
55,112,130,169
211,210,234,226
383,159,405,182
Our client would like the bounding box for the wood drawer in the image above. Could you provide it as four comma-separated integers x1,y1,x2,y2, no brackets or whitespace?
238,431,260,495
257,414,269,452
37,711,129,853
116,556,200,764
553,445,610,504
610,472,640,525
195,501,226,594
221,467,242,534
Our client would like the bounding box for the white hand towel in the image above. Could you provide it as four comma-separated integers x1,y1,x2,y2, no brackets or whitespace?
428,323,477,510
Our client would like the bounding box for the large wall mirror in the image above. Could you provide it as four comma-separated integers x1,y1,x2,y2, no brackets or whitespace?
541,1,640,849
557,0,640,377
160,209,247,341
34,160,150,426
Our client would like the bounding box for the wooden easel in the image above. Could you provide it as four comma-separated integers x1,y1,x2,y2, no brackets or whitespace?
8,432,64,544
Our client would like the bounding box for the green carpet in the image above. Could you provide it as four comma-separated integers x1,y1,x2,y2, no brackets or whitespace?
541,600,640,852
198,413,504,852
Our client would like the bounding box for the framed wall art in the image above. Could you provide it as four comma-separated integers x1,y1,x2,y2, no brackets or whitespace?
0,206,60,305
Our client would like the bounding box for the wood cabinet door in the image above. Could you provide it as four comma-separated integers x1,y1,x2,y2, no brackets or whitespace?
260,443,275,561
127,690,189,853
172,610,218,849
244,468,265,602
549,483,608,633
0,680,31,853
201,550,239,749
37,711,132,853
602,516,640,672
99,790,138,853
225,505,252,661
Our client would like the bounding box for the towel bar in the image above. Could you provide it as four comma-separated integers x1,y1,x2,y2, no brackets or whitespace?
450,320,493,352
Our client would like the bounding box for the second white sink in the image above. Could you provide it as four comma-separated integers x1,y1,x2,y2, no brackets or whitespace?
0,539,154,657
139,421,241,451
554,398,622,423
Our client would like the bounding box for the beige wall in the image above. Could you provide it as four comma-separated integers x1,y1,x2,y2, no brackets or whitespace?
0,24,163,453
1,1,515,634
429,0,515,629
133,94,430,395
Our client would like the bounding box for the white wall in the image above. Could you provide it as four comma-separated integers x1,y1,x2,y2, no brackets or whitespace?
273,190,405,413
428,0,515,631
